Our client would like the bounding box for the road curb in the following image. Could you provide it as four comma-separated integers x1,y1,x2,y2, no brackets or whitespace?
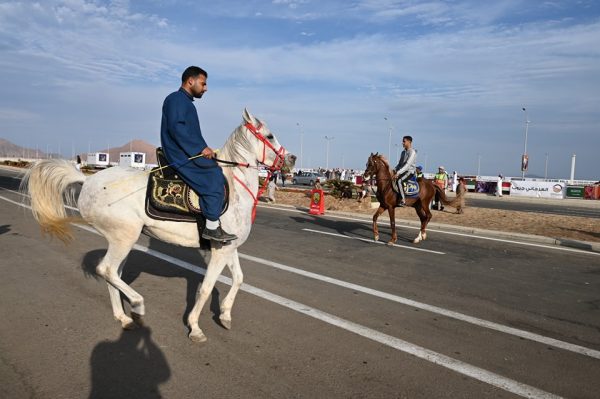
260,203,600,254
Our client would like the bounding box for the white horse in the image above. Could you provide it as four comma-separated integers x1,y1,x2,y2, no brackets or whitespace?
21,109,296,343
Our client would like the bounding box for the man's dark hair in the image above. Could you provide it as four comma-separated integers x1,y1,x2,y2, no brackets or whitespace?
181,66,207,83
403,135,413,142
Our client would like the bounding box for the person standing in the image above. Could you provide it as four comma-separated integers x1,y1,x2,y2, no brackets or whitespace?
451,170,458,192
393,136,417,206
160,66,237,243
433,166,448,210
496,174,504,197
75,155,82,171
267,175,278,203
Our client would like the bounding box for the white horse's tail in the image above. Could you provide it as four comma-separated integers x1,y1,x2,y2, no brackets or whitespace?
20,159,87,242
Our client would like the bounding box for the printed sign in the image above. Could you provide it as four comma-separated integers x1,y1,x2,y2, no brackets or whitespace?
510,181,565,199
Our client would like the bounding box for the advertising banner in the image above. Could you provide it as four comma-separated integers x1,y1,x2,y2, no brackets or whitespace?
510,181,565,199
309,189,325,215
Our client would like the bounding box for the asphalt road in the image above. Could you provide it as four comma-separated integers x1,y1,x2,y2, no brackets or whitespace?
1,167,600,398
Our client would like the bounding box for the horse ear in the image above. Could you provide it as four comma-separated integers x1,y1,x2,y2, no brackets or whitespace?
242,108,255,125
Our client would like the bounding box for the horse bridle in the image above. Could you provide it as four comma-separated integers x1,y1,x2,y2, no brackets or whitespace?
244,122,286,171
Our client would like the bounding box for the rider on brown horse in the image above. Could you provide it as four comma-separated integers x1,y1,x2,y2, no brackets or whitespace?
393,135,417,206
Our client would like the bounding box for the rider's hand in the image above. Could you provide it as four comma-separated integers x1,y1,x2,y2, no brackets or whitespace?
200,147,215,158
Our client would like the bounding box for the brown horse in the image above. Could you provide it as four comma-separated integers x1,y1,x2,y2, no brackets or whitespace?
363,153,462,244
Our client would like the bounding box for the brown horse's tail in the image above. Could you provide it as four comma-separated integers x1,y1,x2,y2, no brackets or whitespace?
433,184,464,209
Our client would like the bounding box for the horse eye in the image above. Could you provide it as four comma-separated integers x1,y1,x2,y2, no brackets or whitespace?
266,134,274,140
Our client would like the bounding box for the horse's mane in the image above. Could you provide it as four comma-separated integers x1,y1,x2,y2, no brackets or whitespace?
221,121,256,163
373,154,393,176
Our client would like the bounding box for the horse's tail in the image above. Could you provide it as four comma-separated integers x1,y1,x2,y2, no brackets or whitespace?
433,184,464,209
20,159,87,243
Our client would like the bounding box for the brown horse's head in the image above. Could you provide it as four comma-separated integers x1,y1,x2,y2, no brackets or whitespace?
363,152,390,179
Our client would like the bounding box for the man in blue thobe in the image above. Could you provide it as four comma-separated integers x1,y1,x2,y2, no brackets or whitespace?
160,66,237,242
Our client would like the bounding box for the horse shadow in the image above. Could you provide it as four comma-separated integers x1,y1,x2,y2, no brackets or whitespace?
288,206,419,243
0,224,11,235
88,325,170,399
287,213,410,242
80,239,223,330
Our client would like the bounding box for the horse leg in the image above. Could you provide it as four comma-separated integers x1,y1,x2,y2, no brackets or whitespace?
188,253,228,343
96,237,145,329
413,204,427,243
422,202,433,241
387,207,397,245
372,206,385,241
219,249,243,330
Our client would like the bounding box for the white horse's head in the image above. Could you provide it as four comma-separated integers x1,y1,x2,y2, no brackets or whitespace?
239,108,296,170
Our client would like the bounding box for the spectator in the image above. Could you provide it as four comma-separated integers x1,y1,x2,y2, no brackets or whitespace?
75,155,82,171
433,166,448,210
357,181,371,202
455,177,467,214
266,175,278,203
451,170,458,192
496,174,503,197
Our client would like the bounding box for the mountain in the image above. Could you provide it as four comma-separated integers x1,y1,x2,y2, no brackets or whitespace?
0,138,55,158
0,138,157,164
95,139,158,164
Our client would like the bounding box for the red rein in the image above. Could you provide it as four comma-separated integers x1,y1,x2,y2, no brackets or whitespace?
233,122,286,223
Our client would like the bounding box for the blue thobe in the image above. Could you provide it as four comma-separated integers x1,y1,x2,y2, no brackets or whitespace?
160,88,224,221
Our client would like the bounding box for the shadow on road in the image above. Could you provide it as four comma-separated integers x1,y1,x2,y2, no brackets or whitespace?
0,224,10,235
88,325,170,399
80,240,222,329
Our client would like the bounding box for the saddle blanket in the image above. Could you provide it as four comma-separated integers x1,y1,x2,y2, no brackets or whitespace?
145,168,229,223
393,175,420,197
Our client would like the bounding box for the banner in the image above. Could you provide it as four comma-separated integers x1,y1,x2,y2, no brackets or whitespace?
510,181,565,199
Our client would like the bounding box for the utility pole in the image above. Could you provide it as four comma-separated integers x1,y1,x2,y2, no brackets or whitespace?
521,107,530,179
384,117,393,162
297,122,303,170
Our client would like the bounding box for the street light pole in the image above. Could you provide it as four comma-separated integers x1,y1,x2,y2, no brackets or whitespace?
324,136,335,170
522,107,530,179
296,122,304,170
394,143,401,162
477,153,481,177
544,152,549,179
384,117,393,162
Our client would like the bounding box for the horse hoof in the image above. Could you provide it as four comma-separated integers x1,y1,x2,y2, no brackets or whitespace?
131,312,144,327
219,316,232,330
386,240,395,246
374,235,379,242
121,318,138,330
189,330,208,343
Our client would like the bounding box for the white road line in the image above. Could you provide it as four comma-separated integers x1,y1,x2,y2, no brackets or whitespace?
0,193,568,398
258,204,600,256
302,227,446,255
3,190,600,361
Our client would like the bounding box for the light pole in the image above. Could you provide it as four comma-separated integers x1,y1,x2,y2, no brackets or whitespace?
324,136,335,170
544,152,549,179
296,122,304,170
384,117,393,162
521,107,530,179
394,143,401,162
423,153,428,174
477,153,481,177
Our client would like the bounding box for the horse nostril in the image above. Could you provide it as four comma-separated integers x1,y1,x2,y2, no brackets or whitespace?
290,155,297,161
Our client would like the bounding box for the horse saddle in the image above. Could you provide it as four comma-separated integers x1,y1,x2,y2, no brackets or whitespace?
145,148,229,223
393,174,420,198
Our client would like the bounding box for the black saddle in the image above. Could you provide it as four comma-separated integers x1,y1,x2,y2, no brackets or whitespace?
145,148,229,223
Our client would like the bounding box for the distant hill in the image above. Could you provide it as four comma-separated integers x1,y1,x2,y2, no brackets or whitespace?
96,139,158,164
0,138,55,158
0,138,157,164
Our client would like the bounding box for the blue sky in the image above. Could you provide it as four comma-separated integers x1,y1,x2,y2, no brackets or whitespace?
0,0,599,179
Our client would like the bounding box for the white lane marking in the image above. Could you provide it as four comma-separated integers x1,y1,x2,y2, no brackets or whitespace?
4,191,600,361
0,193,567,398
258,204,600,256
302,227,446,255
239,252,600,360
